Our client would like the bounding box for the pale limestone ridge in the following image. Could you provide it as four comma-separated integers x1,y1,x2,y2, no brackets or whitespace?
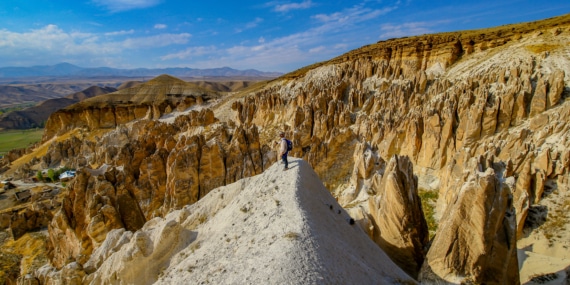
46,157,415,284
4,14,570,284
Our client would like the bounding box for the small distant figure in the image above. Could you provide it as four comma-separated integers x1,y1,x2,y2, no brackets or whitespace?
274,132,292,171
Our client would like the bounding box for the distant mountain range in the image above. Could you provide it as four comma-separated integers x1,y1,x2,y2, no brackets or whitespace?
0,76,263,130
0,63,283,78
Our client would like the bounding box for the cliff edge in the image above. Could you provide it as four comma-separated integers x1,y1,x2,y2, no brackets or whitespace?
39,157,415,284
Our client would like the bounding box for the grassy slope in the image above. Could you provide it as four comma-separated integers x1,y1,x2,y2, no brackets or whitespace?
0,129,43,155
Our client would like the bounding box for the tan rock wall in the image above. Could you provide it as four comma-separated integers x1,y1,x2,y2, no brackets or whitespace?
368,155,428,278
420,161,519,284
44,110,271,266
22,14,570,281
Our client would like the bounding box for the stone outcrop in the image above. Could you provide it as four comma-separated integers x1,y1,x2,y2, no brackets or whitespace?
42,75,220,141
6,205,53,240
37,158,415,285
0,190,60,240
368,155,428,278
337,142,384,205
221,15,570,280
419,158,519,284
36,262,86,285
4,13,570,283
0,146,35,172
42,109,270,267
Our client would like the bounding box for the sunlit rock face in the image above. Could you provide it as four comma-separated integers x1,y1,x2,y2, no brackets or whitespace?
6,14,570,284
42,109,268,267
419,157,519,284
42,75,220,141
368,155,429,278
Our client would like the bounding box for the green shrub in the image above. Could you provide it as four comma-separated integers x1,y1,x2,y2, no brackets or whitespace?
418,189,439,240
47,169,55,182
36,171,44,182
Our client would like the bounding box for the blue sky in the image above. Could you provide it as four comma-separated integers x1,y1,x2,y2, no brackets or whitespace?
0,1,569,73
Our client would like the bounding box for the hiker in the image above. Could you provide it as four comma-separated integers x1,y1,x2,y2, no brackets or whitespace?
274,132,291,170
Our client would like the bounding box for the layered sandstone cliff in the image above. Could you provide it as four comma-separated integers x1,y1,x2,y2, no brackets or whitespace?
42,75,219,140
2,13,570,284
37,158,414,285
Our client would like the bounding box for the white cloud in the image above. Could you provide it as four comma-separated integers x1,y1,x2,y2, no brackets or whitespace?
246,18,264,29
235,18,264,33
274,0,314,12
122,33,191,48
313,4,395,26
251,45,266,52
92,0,162,12
0,2,414,71
105,29,135,36
309,46,326,53
192,45,307,72
198,2,401,71
0,25,190,51
333,43,348,50
159,36,310,71
155,2,407,72
0,25,191,67
161,5,365,70
0,25,98,52
378,21,447,39
160,46,218,61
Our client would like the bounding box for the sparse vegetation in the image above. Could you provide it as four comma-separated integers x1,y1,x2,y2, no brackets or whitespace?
35,167,73,183
540,197,570,246
2,129,80,177
36,170,44,182
283,232,301,240
525,44,562,54
0,129,43,155
419,189,439,240
47,169,55,182
197,214,208,224
0,103,35,116
188,213,209,231
187,265,197,273
0,230,48,283
0,251,21,284
189,241,201,254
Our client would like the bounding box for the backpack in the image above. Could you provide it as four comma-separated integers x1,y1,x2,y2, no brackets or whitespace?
285,139,293,152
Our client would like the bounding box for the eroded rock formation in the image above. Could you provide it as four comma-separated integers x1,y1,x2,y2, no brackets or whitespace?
42,75,220,141
2,13,570,283
420,158,519,284
42,108,269,267
368,155,428,278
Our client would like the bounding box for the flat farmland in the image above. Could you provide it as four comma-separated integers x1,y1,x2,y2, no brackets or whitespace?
0,129,43,155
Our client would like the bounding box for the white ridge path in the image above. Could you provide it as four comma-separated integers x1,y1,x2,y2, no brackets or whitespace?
84,157,415,284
